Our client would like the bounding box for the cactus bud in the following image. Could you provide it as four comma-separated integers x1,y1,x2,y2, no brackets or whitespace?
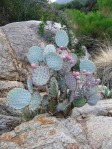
76,76,80,80
86,71,91,76
65,55,72,60
73,71,80,77
31,63,36,68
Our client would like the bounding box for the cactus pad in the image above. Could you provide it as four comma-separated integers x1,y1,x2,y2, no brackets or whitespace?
29,92,41,111
59,61,71,75
60,50,68,57
49,77,59,98
85,87,97,98
32,66,50,86
7,88,31,109
46,53,63,71
44,44,56,57
27,46,43,64
57,101,68,112
80,59,96,74
69,53,78,67
69,91,75,102
58,77,67,92
73,98,86,107
55,30,69,47
66,73,76,91
27,77,33,93
42,95,49,106
87,93,101,106
76,88,85,99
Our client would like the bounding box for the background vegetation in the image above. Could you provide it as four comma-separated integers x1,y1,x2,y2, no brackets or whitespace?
0,0,54,26
0,0,112,50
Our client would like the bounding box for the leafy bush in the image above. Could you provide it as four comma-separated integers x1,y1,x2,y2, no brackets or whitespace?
66,9,112,39
97,0,112,17
7,30,101,119
0,0,54,25
53,0,96,11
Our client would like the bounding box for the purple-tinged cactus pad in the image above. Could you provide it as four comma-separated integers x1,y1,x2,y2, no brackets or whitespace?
55,30,69,47
66,73,77,91
46,52,63,71
85,87,97,98
27,46,43,64
29,92,41,111
80,59,96,74
7,88,31,110
32,66,50,86
59,61,71,75
69,53,78,67
87,93,101,106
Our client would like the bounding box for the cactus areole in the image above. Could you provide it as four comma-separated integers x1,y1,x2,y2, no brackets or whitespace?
7,30,101,118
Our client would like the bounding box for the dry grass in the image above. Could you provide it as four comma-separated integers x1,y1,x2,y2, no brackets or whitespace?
94,44,112,84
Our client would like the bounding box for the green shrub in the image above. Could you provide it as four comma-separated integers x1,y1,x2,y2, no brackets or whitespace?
53,0,97,11
66,8,112,39
97,0,112,17
0,0,53,25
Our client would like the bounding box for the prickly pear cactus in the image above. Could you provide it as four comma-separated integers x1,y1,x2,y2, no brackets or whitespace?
32,66,50,86
69,53,78,67
46,52,63,71
55,30,69,47
57,101,68,112
66,73,77,91
27,46,43,64
49,77,58,98
60,61,71,75
43,44,56,57
27,77,33,93
69,91,75,102
42,95,49,107
6,29,101,118
29,92,41,111
58,77,67,92
76,88,85,99
80,59,96,74
73,98,86,107
85,87,97,98
87,93,101,106
7,88,31,109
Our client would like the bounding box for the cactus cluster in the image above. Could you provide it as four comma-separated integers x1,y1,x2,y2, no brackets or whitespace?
7,30,102,118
